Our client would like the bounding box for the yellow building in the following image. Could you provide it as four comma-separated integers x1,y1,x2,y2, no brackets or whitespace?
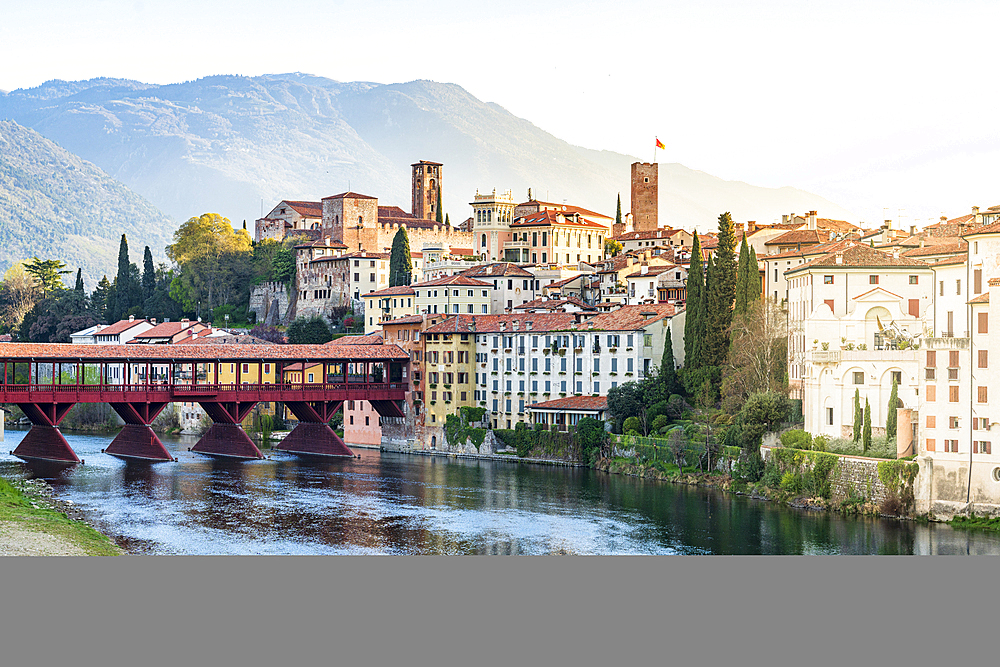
421,315,478,448
413,274,492,316
364,286,417,333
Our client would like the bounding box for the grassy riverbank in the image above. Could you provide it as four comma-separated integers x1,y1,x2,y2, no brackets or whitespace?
948,515,1000,532
0,477,122,556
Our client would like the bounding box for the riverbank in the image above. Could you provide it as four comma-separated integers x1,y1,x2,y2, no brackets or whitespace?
0,476,123,556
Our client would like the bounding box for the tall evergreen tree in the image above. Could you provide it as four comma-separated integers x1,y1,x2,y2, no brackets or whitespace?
436,189,444,224
389,227,413,287
886,377,899,441
660,326,680,395
684,232,703,367
142,246,156,304
735,236,750,315
853,389,862,442
703,212,738,367
615,194,622,228
93,275,112,323
747,246,761,305
74,268,84,293
696,252,715,369
113,234,132,321
863,398,872,453
445,213,450,227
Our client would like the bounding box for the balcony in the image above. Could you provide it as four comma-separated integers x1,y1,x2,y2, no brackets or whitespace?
505,239,530,249
810,349,919,364
924,337,970,350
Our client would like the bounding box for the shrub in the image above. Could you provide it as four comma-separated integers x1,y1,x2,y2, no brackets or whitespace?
623,416,642,434
762,460,783,488
780,471,799,493
780,429,812,450
651,415,669,432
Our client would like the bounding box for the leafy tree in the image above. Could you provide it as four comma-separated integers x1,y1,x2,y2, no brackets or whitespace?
703,212,738,367
0,263,41,331
738,391,790,436
166,213,253,313
74,268,84,293
623,416,642,435
604,238,623,257
863,398,872,453
389,227,413,287
287,315,333,344
886,377,900,441
576,417,606,462
271,245,295,284
20,289,95,343
24,257,70,297
683,231,703,367
142,264,183,322
853,389,862,443
724,298,787,405
436,189,444,224
142,246,156,303
607,381,645,431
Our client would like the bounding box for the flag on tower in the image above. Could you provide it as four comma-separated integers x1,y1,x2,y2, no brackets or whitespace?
655,137,665,150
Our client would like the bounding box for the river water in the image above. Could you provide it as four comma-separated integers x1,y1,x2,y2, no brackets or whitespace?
2,429,999,554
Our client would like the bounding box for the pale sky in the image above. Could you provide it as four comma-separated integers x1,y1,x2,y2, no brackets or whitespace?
2,0,996,228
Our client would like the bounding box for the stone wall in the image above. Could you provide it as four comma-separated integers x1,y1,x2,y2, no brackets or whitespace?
763,447,890,504
249,282,290,326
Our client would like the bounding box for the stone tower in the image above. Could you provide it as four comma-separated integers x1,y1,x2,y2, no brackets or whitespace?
630,162,658,231
412,160,443,220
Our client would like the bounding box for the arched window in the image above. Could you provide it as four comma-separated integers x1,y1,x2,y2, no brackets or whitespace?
481,233,487,247
358,215,363,226
335,215,339,225
488,210,492,222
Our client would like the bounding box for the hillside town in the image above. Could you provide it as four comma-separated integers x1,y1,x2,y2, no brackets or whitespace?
2,155,999,522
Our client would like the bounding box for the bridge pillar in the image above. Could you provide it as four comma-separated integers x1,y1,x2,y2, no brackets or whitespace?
12,403,80,464
277,400,354,457
191,401,263,460
104,402,174,462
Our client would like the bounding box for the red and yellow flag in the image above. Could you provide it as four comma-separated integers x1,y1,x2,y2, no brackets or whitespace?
655,137,665,150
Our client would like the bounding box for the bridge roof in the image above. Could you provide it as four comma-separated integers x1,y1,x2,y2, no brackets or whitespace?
0,342,409,362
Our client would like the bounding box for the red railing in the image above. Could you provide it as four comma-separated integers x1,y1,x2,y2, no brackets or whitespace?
0,381,407,399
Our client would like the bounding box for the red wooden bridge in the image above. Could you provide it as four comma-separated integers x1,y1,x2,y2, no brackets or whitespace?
0,342,408,464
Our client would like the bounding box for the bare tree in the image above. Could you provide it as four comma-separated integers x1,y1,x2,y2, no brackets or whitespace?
726,298,789,402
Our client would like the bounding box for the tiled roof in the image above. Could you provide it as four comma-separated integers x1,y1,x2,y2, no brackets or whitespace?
380,314,426,326
366,285,416,297
512,210,610,230
133,321,200,338
815,218,859,231
962,222,1000,237
764,230,827,246
990,277,1000,287
786,245,930,274
527,395,608,411
95,319,150,336
328,333,385,345
321,191,377,200
0,342,408,361
283,200,323,218
763,239,856,261
545,273,584,289
614,228,686,242
901,242,967,258
579,304,676,331
177,334,274,345
514,297,596,311
516,200,613,221
411,274,491,288
928,256,966,267
423,313,578,335
377,206,414,219
460,263,535,278
625,265,679,279
969,293,990,304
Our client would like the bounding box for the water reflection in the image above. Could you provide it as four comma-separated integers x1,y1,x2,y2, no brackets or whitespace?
3,429,1000,555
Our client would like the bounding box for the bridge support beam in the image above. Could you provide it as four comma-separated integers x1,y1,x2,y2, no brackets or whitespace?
104,402,174,462
191,401,263,460
277,400,354,457
12,403,80,464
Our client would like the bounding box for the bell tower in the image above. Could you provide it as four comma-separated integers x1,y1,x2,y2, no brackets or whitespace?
411,160,443,220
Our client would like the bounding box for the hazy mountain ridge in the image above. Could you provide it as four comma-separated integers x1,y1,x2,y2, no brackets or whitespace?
0,119,172,286
0,73,855,232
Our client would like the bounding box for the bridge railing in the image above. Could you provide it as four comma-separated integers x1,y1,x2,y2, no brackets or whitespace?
0,381,408,395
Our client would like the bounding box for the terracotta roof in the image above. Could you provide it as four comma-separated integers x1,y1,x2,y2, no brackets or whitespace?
990,277,1000,287
365,285,416,297
423,313,578,335
461,263,535,278
516,200,613,221
928,214,975,228
411,160,443,166
579,304,676,331
763,239,856,261
545,273,584,289
511,210,610,230
95,319,150,336
901,242,967,258
177,334,274,345
764,230,827,246
786,245,930,274
282,200,323,218
133,321,201,338
815,218,859,232
962,222,1000,237
514,297,596,311
411,274,491,288
0,342,408,361
328,333,385,345
625,265,679,279
614,228,686,242
969,293,990,304
527,395,608,411
377,206,414,219
380,314,426,326
321,191,377,200
928,256,967,267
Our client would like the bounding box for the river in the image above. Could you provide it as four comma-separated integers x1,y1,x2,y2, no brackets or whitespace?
2,429,999,554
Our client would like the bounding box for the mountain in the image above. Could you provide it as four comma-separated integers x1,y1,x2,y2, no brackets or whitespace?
0,119,173,285
0,74,856,232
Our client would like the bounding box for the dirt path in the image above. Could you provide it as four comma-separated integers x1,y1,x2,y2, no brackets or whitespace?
0,523,89,556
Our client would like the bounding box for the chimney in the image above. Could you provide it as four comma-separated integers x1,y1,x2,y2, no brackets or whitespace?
128,315,135,322
884,220,892,230
808,211,817,230
640,264,649,275
892,247,900,259
910,225,916,235
835,252,844,265
150,319,156,325
512,319,520,331
973,206,980,215
782,214,790,224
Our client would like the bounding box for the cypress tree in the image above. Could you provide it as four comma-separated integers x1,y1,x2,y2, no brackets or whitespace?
142,246,156,304
704,213,738,367
696,253,714,369
684,233,703,367
747,246,761,305
436,189,444,224
74,268,84,293
93,275,112,322
113,234,131,321
615,194,622,228
660,326,679,395
863,398,872,453
389,226,413,287
853,389,862,443
445,213,450,227
735,236,750,316
886,377,899,441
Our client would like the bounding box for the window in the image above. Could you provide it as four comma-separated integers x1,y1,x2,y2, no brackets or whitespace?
950,416,960,429
979,313,989,334
956,280,962,295
643,334,652,347
950,386,960,402
891,371,902,385
594,381,600,393
975,269,982,294
926,416,936,428
827,407,834,425
980,350,988,368
946,440,959,453
979,386,988,403
576,381,582,393
927,386,936,402
365,416,369,426
824,275,833,284
908,299,920,317
926,368,936,380
909,275,919,285
927,351,936,367
869,275,879,284
853,372,864,384
925,438,936,452
939,281,944,296
950,351,960,367
974,441,992,455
